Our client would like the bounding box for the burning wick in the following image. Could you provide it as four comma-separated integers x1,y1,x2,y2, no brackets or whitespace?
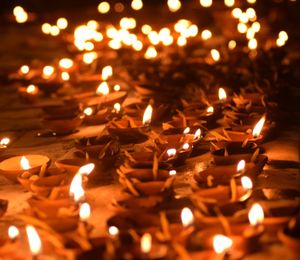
241,176,253,190
20,156,31,170
237,160,246,173
183,127,190,135
113,103,121,113
0,137,10,148
252,116,265,138
169,170,176,176
102,65,113,80
26,85,39,95
166,148,177,158
83,107,93,116
142,104,153,126
8,226,19,243
79,202,91,223
206,106,214,115
26,225,42,258
193,129,201,141
78,163,95,176
181,207,194,227
248,203,264,227
141,233,152,254
96,82,110,96
69,173,85,204
181,143,190,151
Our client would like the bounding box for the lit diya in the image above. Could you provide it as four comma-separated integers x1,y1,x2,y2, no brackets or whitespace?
107,105,153,144
0,155,50,182
83,104,122,125
0,226,20,257
18,84,40,103
0,137,10,154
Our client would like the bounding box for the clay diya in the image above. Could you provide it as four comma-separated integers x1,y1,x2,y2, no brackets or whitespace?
194,155,267,186
42,103,81,118
211,142,260,165
74,135,120,159
42,114,83,135
0,226,20,257
0,155,50,182
83,106,121,125
278,215,300,256
0,137,10,155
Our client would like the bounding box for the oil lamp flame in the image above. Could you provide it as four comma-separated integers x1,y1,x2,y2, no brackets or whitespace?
207,106,214,114
213,235,233,254
108,226,119,236
26,85,37,94
69,173,85,203
102,65,113,80
26,225,42,256
8,226,19,240
78,163,95,176
61,72,70,81
141,233,152,254
218,88,227,101
182,143,190,150
59,58,74,69
83,107,93,116
142,105,153,126
241,176,253,190
181,207,194,227
96,82,110,96
0,137,10,146
20,156,31,170
248,203,264,226
79,202,91,222
113,103,121,113
194,129,201,140
114,84,121,91
43,66,54,78
211,49,220,62
252,116,265,138
169,170,176,176
167,0,181,12
20,65,29,74
183,127,190,134
144,46,157,59
167,148,177,157
237,160,246,172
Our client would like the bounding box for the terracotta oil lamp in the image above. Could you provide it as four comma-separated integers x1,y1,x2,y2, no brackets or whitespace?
0,155,50,182
0,226,20,257
83,104,122,125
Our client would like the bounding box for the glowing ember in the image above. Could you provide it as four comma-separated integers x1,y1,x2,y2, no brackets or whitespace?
142,105,153,126
8,226,19,240
141,233,152,254
26,225,42,256
248,38,257,50
79,202,91,222
241,176,253,190
213,235,233,254
181,207,194,227
83,107,93,116
20,156,31,170
201,29,212,40
224,0,235,7
114,84,121,91
14,6,28,23
42,66,54,78
131,0,143,10
96,82,110,96
83,52,98,64
199,0,212,8
228,40,236,50
218,88,227,101
237,160,246,173
252,116,265,138
248,203,264,226
168,0,181,12
61,72,70,81
57,18,68,30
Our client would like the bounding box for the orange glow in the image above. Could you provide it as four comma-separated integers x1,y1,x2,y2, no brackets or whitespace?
113,103,121,113
177,36,187,46
248,38,257,50
42,23,51,34
182,143,190,150
206,106,214,114
61,72,70,81
142,105,153,126
26,225,42,256
96,82,110,96
194,129,201,141
183,127,190,134
167,148,177,157
108,226,119,236
57,18,68,29
228,40,236,50
26,85,38,94
114,84,121,91
142,24,152,35
224,0,235,7
102,66,113,80
141,233,152,254
169,170,177,176
252,116,265,138
201,29,212,40
248,203,264,226
0,137,10,147
42,66,55,79
83,52,98,64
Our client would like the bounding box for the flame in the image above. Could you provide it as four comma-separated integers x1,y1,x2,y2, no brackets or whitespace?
142,105,153,126
26,225,42,255
131,0,143,10
194,129,201,141
200,0,212,8
61,72,70,81
50,26,60,36
20,65,30,74
42,23,51,34
177,36,187,46
57,18,68,30
69,173,85,203
241,176,253,190
201,29,212,40
181,207,194,227
98,2,110,13
141,233,152,254
83,107,93,116
59,58,74,69
8,226,19,240
183,127,190,134
182,143,190,150
0,137,10,147
144,46,157,59
167,148,177,157
211,49,220,62
168,0,181,12
133,40,143,51
248,38,257,50
20,156,31,170
225,0,235,7
142,24,152,35
252,116,265,138
83,52,98,64
78,163,95,176
279,31,288,42
218,88,227,101
96,82,110,95
79,202,91,222
206,106,214,114
237,23,247,34
213,235,233,254
228,40,236,50
169,170,177,176
108,226,119,236
42,66,55,79
113,103,121,113
237,160,246,173
248,203,264,226
26,85,38,94
14,6,28,23
102,66,113,80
